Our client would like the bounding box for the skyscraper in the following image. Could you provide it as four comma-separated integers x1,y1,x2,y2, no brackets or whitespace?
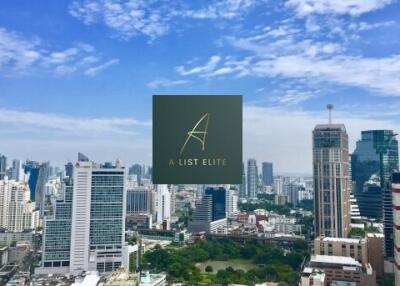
239,163,246,198
24,160,40,201
0,155,6,180
262,162,273,186
189,187,227,233
39,155,127,275
40,178,73,271
70,159,126,275
11,159,24,181
205,187,226,221
0,179,39,231
247,159,258,199
65,162,73,178
313,123,350,238
35,162,51,217
351,130,398,259
156,185,171,224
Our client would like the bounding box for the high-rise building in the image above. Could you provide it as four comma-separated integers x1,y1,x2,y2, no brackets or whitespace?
11,159,24,182
156,185,171,224
262,162,273,186
70,159,126,275
313,123,350,238
35,162,51,217
392,172,400,283
239,163,246,198
226,187,239,217
129,164,143,185
40,178,73,271
39,156,127,275
0,155,6,180
189,187,227,233
126,187,153,215
352,130,398,260
24,161,40,201
0,179,39,232
65,162,73,178
247,159,258,199
205,187,226,221
351,130,399,221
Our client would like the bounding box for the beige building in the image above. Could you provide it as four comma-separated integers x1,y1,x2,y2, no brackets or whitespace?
313,124,350,238
314,235,384,277
366,233,384,277
314,237,367,265
305,255,376,286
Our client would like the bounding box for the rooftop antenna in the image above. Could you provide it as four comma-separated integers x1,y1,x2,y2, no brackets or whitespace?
327,104,334,124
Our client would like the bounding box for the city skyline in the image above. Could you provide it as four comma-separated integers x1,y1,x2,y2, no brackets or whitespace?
1,1,400,173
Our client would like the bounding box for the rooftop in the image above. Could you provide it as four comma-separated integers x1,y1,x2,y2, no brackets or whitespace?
314,124,346,131
320,237,363,244
311,255,361,267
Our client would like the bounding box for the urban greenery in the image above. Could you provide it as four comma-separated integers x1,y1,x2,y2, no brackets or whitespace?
142,238,309,285
349,225,380,238
239,201,293,216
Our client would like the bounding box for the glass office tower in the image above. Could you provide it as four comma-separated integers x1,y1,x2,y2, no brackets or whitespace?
351,130,398,259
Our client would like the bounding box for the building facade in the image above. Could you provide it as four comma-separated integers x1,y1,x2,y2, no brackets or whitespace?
392,172,400,284
0,179,39,232
247,159,258,199
39,157,126,276
262,162,273,186
351,130,398,229
313,124,350,238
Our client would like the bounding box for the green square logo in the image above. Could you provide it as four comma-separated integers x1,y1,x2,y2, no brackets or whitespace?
153,95,242,184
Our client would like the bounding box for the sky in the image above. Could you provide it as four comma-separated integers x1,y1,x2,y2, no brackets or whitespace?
1,0,400,174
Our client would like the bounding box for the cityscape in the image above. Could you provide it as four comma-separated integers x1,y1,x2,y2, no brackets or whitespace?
2,0,400,285
0,111,397,285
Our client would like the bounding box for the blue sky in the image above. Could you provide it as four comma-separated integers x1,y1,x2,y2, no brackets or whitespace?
1,0,400,173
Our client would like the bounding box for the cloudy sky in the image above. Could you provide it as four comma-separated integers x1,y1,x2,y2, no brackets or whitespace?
1,0,400,174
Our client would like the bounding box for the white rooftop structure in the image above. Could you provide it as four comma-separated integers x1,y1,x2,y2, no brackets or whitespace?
321,237,362,244
311,255,362,267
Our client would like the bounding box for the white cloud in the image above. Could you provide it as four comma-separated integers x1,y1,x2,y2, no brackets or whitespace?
69,0,262,40
84,58,119,76
146,78,190,89
177,29,400,96
69,0,175,40
176,55,221,76
0,27,118,77
243,105,400,173
271,89,318,105
286,0,393,16
349,20,396,31
0,108,150,136
183,0,258,19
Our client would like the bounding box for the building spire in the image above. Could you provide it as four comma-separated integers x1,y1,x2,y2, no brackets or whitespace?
327,104,334,124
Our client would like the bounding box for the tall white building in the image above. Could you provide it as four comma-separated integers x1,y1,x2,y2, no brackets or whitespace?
313,123,350,238
226,187,239,217
156,185,171,224
273,177,284,196
247,159,258,199
69,159,126,275
0,179,39,231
